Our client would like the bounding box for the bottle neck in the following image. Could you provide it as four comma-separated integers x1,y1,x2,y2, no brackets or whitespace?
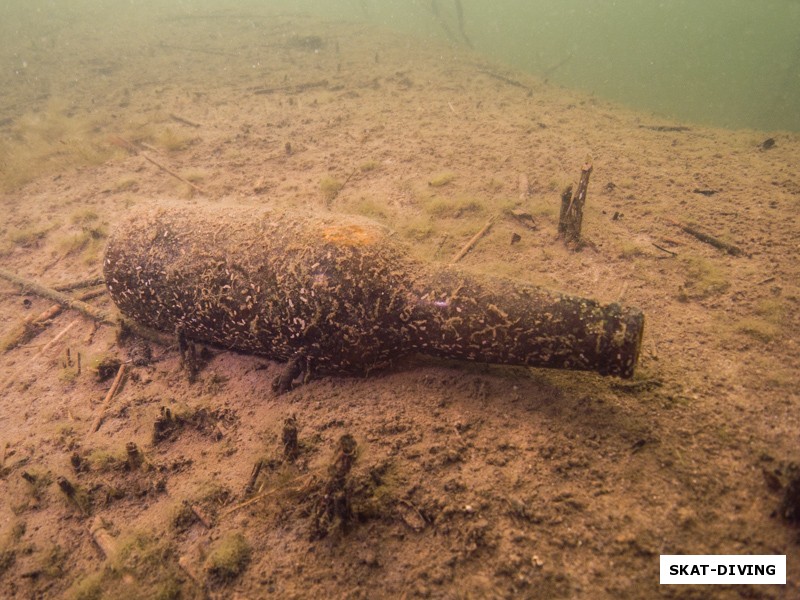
406,266,643,378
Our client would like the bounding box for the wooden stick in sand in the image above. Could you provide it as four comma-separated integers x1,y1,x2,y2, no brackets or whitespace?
108,135,209,196
140,153,208,196
2,288,103,352
2,304,62,352
666,220,743,256
54,277,106,292
220,474,314,519
189,503,213,529
0,268,112,324
451,216,497,264
0,319,79,390
169,113,202,128
90,517,120,560
89,363,127,435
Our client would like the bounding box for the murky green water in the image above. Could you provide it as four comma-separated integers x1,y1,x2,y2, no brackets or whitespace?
320,0,800,131
2,0,799,131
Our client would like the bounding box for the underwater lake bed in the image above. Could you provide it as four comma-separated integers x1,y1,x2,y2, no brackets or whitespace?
0,4,798,599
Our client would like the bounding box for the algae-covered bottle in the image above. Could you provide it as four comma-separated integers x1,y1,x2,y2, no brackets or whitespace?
104,204,643,379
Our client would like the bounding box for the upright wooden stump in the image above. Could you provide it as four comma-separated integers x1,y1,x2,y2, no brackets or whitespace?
559,163,593,243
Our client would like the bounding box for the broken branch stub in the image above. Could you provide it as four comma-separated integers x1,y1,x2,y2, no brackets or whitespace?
559,163,593,243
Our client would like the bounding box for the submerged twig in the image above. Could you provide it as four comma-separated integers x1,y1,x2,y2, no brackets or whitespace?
90,517,119,560
54,277,106,292
76,288,107,302
2,304,62,352
652,243,678,257
0,268,112,324
108,135,209,196
244,459,264,496
189,502,213,529
121,318,174,347
477,69,532,93
330,167,358,204
640,125,691,132
89,364,127,435
451,216,497,264
40,320,79,355
0,319,79,389
141,154,208,196
159,42,239,57
220,474,314,518
169,113,202,128
542,53,573,79
668,220,743,256
252,79,329,95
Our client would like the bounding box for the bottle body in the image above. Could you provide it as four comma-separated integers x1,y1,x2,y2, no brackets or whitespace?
104,205,415,374
104,205,643,378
